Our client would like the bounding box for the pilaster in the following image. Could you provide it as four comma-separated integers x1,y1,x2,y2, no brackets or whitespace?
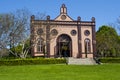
77,16,82,58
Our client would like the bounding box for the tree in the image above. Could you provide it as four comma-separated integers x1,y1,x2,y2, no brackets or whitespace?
96,25,120,57
117,16,120,35
0,8,31,58
0,9,48,58
10,38,30,58
0,13,17,57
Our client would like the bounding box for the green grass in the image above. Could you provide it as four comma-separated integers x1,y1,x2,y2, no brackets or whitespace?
0,64,120,80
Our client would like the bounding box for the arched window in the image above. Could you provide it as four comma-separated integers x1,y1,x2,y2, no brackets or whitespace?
37,38,44,53
85,38,91,54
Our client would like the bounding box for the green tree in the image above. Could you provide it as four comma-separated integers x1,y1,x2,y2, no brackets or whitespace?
96,25,120,57
10,38,30,58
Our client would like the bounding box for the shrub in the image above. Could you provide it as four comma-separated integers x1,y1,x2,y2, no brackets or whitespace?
100,58,120,63
0,58,66,66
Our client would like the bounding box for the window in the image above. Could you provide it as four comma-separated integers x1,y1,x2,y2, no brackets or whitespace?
71,30,77,36
51,29,58,36
37,38,44,53
61,15,66,20
84,30,90,36
37,28,43,35
85,38,91,54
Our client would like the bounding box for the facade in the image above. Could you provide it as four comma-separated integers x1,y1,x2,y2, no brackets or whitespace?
30,4,96,58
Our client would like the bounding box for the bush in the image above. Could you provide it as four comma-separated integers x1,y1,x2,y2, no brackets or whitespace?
100,58,120,63
0,58,66,66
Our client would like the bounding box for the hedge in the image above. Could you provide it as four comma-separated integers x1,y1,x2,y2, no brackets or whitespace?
0,58,66,66
100,58,120,63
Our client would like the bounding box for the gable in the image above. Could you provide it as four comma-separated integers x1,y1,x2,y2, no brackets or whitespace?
55,14,73,21
54,4,73,21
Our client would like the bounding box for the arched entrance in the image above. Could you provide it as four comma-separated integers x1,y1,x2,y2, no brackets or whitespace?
56,34,72,57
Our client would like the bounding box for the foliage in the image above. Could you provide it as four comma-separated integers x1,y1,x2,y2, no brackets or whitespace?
96,25,120,57
100,57,120,63
10,38,31,58
0,58,66,66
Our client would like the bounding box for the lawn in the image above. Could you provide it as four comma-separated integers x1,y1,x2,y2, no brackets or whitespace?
0,64,120,80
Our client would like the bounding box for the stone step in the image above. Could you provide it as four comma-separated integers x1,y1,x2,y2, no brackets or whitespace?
67,58,97,65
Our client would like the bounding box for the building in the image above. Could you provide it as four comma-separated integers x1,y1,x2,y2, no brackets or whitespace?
30,4,96,58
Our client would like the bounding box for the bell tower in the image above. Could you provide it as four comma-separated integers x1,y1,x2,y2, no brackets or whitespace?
60,4,67,14
55,4,73,21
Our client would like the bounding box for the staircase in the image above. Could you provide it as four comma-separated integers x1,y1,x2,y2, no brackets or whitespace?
67,57,97,65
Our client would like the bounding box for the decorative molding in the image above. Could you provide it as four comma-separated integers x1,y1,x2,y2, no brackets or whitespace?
32,20,95,26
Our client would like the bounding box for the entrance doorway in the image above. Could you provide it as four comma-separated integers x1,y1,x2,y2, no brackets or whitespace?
56,34,72,57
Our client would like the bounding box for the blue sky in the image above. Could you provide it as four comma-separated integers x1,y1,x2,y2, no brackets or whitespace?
0,0,120,31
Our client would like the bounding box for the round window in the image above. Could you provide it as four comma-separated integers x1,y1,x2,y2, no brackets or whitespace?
37,28,43,35
84,30,90,36
71,30,77,36
51,29,58,36
61,15,66,20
